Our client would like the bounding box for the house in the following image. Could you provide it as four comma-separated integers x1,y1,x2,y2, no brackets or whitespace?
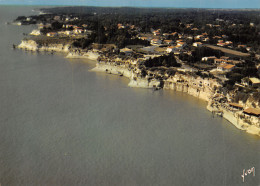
195,35,203,39
217,43,226,47
47,32,58,37
214,58,241,65
246,47,252,51
238,45,247,48
176,39,183,43
178,34,184,38
193,42,203,47
117,24,125,29
214,59,228,64
220,56,229,60
249,77,260,86
242,77,260,87
222,35,228,39
66,25,74,29
187,35,193,40
120,48,133,55
38,23,51,29
174,50,181,55
166,46,177,53
224,64,235,71
163,33,171,37
225,41,233,45
54,16,61,21
38,23,44,29
216,18,224,22
186,24,193,28
140,36,149,41
65,30,73,35
176,42,186,48
30,29,41,36
203,37,209,42
217,63,235,71
130,25,135,29
213,36,222,39
151,39,162,45
202,56,217,61
163,40,173,45
229,103,243,110
243,108,260,117
57,31,67,35
153,30,161,36
74,27,84,34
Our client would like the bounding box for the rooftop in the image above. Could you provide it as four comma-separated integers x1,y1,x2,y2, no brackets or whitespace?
244,108,260,116
249,77,260,84
229,102,243,108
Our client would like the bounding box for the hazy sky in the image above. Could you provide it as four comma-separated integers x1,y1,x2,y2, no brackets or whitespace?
0,0,259,9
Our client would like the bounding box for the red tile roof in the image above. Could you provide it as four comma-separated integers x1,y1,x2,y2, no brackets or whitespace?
229,103,243,108
244,108,260,116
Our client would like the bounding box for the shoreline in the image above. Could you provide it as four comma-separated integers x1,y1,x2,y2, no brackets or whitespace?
17,39,260,137
90,61,260,137
207,104,260,136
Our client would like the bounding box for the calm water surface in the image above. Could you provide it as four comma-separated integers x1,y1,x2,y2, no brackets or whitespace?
0,6,259,186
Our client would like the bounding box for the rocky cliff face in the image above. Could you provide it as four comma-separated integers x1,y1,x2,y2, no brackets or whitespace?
128,78,161,88
18,40,70,52
207,102,260,136
18,40,38,51
92,62,260,136
66,51,100,60
164,73,219,101
91,63,133,78
91,62,161,88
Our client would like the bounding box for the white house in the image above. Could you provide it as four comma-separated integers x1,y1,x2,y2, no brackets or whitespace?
217,63,235,72
30,29,41,36
193,42,203,47
47,32,58,37
166,46,177,53
176,42,186,48
163,40,173,45
242,77,260,87
120,48,133,55
202,56,217,61
74,27,84,34
151,39,162,45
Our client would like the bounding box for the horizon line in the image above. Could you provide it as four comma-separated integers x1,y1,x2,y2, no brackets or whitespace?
0,4,260,10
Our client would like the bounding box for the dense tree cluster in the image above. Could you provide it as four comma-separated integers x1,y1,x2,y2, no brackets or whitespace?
143,53,181,68
15,6,260,53
179,46,224,63
72,29,150,49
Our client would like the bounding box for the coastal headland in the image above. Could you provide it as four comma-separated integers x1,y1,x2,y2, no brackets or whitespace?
14,6,260,137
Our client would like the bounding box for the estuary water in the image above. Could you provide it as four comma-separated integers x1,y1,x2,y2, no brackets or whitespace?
0,6,259,186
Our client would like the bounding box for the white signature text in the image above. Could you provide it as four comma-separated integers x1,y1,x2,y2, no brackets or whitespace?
241,167,255,182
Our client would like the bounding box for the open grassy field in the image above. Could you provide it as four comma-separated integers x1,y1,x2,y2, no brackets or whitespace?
204,44,250,57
